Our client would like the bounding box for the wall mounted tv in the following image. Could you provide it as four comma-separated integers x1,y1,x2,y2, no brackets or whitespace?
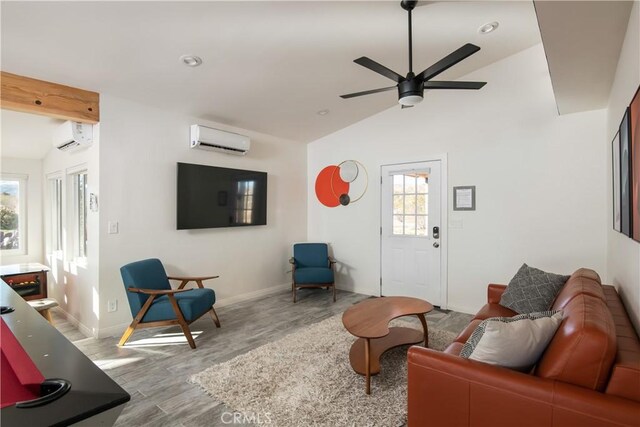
177,163,267,230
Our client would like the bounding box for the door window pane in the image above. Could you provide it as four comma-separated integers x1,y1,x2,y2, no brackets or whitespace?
417,194,427,215
404,195,416,215
417,176,428,193
393,175,403,194
404,175,416,193
393,195,404,215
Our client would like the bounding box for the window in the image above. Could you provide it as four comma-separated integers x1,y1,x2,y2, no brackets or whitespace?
49,177,63,252
392,173,428,236
0,174,27,254
73,172,88,259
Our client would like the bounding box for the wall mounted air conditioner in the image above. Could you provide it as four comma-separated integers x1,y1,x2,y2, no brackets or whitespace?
190,125,250,156
53,121,94,152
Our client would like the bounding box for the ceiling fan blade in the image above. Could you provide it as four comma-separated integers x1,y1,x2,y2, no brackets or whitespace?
416,44,481,82
354,57,405,83
425,81,486,90
340,86,397,99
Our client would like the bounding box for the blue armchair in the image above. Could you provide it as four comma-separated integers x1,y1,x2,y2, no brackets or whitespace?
119,258,220,349
289,243,336,303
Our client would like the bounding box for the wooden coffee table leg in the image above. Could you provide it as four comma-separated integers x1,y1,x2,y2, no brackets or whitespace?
365,338,371,394
417,313,428,347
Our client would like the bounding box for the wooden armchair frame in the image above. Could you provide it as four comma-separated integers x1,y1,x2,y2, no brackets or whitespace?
290,257,337,303
118,275,220,349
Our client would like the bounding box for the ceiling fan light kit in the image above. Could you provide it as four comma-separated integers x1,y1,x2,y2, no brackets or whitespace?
341,0,487,108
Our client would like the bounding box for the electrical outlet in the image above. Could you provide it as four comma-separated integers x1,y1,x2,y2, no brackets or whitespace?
107,221,119,234
107,299,117,312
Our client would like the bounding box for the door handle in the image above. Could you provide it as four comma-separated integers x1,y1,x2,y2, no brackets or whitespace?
433,242,440,248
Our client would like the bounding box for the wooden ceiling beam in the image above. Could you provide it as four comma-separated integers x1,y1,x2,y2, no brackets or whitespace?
1,71,99,123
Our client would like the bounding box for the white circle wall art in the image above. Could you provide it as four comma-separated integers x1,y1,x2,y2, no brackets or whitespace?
339,160,359,183
330,160,368,206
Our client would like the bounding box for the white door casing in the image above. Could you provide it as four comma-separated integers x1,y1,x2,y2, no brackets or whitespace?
380,160,445,306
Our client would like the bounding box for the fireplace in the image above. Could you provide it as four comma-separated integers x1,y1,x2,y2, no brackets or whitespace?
0,264,49,301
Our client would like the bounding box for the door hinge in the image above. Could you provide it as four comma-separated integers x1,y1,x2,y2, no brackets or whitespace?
380,176,383,184
380,226,382,235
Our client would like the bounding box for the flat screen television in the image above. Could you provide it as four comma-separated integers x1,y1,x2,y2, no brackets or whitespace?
177,163,267,230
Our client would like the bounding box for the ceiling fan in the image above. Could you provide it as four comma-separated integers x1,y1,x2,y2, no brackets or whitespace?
340,0,486,108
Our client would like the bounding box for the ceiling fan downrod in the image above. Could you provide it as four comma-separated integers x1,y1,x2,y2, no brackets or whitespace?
401,0,417,75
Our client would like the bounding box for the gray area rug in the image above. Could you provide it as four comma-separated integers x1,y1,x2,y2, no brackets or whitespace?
189,313,457,426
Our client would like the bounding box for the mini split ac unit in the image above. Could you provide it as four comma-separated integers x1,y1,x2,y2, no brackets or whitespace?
53,121,94,152
190,125,250,156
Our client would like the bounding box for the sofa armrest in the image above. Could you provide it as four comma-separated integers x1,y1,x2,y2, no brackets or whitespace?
487,283,507,304
407,346,640,427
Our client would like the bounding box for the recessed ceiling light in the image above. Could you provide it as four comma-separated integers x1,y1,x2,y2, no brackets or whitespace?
479,22,499,34
317,109,330,116
180,55,203,67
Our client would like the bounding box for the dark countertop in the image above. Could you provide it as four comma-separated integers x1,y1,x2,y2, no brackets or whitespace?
0,280,130,427
0,263,50,276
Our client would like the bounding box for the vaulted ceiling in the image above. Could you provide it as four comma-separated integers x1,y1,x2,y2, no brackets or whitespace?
1,1,541,143
4,1,632,147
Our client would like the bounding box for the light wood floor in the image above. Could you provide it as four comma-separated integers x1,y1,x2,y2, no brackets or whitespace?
52,289,471,427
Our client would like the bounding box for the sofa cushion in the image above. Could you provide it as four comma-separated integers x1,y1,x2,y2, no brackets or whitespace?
460,311,563,371
536,294,616,391
500,264,569,314
551,270,605,311
602,285,640,402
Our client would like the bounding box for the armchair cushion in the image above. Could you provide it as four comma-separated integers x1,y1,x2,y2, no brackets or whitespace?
141,288,215,323
293,243,329,268
294,267,334,285
121,258,172,315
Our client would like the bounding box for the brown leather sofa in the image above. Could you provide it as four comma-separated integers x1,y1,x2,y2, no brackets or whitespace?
408,268,640,427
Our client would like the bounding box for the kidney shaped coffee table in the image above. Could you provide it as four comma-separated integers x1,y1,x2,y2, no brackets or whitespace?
342,296,433,394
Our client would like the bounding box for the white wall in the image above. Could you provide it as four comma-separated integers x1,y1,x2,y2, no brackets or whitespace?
307,44,607,314
0,157,43,265
97,95,307,336
606,1,640,332
42,131,101,337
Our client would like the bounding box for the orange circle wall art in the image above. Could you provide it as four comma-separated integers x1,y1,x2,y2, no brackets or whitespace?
315,165,349,208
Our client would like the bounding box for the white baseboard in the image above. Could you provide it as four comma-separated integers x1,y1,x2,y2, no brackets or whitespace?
98,321,132,339
443,303,476,315
214,282,290,308
55,306,96,339
96,283,291,338
338,284,379,297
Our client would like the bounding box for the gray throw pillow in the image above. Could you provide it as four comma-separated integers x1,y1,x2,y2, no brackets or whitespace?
499,264,569,314
460,310,563,371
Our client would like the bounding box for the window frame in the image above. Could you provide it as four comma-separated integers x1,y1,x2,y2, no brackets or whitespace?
47,173,64,256
67,166,89,264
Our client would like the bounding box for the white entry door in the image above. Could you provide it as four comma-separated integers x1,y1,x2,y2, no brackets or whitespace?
381,161,442,305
